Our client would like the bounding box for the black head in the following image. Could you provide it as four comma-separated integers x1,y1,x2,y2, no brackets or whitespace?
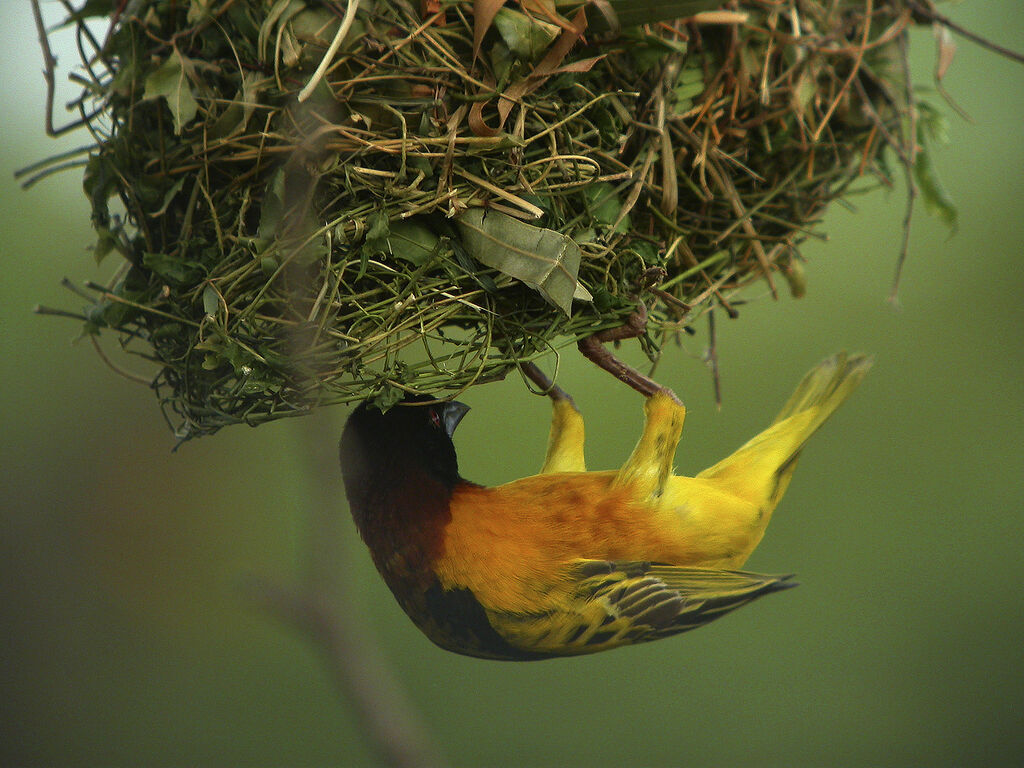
339,394,470,505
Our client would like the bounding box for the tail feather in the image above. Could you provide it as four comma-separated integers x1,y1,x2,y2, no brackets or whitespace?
696,352,872,505
771,352,873,431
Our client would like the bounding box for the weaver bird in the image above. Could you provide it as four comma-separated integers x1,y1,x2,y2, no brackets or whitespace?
340,353,871,660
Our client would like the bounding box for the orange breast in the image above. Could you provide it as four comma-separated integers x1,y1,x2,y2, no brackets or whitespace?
433,472,701,614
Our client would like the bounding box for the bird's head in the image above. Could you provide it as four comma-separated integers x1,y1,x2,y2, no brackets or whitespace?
339,394,471,503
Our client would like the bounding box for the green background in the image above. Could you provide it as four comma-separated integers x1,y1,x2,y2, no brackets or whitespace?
3,3,1022,766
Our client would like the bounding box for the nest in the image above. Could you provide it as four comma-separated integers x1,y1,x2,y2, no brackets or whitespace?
40,0,929,438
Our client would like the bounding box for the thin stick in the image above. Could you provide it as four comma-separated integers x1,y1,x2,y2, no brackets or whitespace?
706,309,722,408
889,33,918,306
577,309,682,403
520,360,573,404
299,0,362,102
90,335,153,385
813,0,873,142
249,580,445,768
907,0,1024,64
30,0,88,137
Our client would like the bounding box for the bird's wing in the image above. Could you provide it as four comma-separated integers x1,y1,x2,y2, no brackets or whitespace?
492,560,796,656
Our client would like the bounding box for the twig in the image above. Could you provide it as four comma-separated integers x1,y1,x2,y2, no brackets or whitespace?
907,0,1024,65
245,133,448,766
577,308,682,403
889,32,918,307
89,335,153,385
520,360,574,404
704,309,723,408
249,580,445,768
30,0,90,137
813,0,874,142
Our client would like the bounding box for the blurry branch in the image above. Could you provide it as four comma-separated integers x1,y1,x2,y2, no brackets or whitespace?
246,113,448,763
30,0,96,136
907,1,1024,65
247,410,447,768
248,582,446,768
891,33,917,306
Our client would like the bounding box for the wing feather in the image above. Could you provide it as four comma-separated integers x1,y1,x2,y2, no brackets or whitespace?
491,560,796,656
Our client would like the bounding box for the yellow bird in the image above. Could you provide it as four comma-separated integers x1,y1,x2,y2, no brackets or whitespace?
340,353,872,659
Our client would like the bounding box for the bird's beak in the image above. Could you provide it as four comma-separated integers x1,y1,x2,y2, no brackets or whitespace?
443,401,470,438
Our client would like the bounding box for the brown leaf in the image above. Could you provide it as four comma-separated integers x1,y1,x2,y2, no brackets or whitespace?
473,0,508,62
469,8,590,136
934,24,956,82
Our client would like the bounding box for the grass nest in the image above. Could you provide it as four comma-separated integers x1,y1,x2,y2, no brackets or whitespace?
33,0,945,438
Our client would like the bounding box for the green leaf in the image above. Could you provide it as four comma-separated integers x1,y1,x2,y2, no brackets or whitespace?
373,383,406,412
914,146,957,232
290,6,366,68
202,284,220,316
208,72,264,140
258,0,306,64
493,8,560,61
915,102,958,232
673,64,704,108
386,220,440,266
456,209,592,315
257,169,286,243
623,31,687,73
589,284,613,312
362,211,391,254
255,167,327,266
62,0,114,23
142,251,202,284
143,48,199,134
153,177,186,217
187,0,214,24
583,182,630,233
83,154,117,227
92,227,119,266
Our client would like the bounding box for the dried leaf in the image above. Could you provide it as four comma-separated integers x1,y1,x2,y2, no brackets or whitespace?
934,24,956,82
473,0,508,62
456,208,592,314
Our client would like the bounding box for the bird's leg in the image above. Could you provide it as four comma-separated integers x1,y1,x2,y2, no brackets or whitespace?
521,361,587,474
613,391,686,499
577,303,682,404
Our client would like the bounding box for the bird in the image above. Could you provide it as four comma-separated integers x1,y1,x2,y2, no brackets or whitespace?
339,352,871,660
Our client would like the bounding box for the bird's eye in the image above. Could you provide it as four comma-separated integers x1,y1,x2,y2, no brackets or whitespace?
429,408,442,429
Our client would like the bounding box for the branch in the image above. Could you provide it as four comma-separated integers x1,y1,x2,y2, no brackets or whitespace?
907,1,1024,65
248,577,446,768
249,413,448,768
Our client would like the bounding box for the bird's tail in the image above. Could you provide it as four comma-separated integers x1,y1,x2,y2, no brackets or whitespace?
696,352,872,507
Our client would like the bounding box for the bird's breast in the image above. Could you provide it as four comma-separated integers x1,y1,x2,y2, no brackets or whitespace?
433,473,697,614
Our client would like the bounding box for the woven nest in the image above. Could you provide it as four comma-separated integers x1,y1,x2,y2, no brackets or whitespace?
42,0,932,438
